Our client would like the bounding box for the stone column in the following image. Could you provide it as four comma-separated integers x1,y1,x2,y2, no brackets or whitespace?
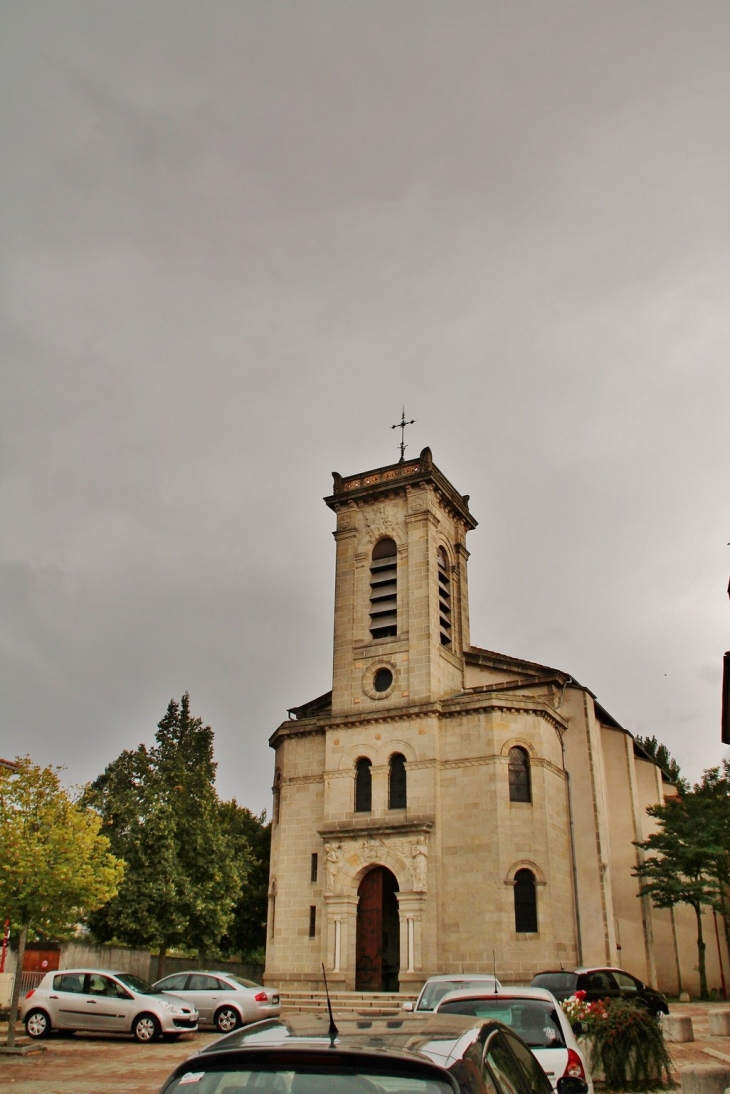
324,895,358,988
396,892,427,989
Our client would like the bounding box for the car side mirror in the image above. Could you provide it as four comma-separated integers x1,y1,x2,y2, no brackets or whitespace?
557,1079,588,1094
401,1001,414,1011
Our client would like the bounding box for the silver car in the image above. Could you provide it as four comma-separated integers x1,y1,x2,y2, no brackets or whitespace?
19,968,199,1042
153,971,280,1033
435,986,594,1094
402,973,502,1012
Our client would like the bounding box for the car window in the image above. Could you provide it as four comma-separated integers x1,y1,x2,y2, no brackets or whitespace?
188,974,221,991
87,974,118,997
485,1031,530,1094
162,1067,456,1094
418,979,497,1010
530,974,576,995
116,973,155,995
613,972,639,991
228,976,260,989
53,973,85,993
438,999,566,1049
502,1032,552,1094
580,971,615,992
158,974,190,991
216,977,236,990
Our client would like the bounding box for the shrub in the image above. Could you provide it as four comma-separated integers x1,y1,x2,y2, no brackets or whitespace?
588,999,674,1090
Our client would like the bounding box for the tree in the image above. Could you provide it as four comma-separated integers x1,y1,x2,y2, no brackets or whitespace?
633,792,717,998
85,693,244,977
691,761,730,959
0,758,123,1047
634,735,688,790
218,802,270,962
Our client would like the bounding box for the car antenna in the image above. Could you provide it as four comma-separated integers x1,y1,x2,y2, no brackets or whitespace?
321,963,339,1041
493,951,498,993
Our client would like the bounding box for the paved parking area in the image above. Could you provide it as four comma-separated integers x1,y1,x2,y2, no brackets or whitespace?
0,1028,219,1093
2,1003,730,1092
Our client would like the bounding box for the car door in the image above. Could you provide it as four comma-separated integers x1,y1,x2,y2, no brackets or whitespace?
612,971,641,1004
502,1030,555,1094
185,974,222,1021
577,971,619,1007
48,972,89,1029
83,973,130,1031
484,1030,532,1094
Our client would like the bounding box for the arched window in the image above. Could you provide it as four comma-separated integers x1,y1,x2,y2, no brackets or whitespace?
355,758,372,812
514,868,538,932
370,538,397,639
508,746,531,803
437,547,452,647
388,753,407,809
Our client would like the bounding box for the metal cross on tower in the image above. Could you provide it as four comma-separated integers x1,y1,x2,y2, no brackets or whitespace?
391,408,416,463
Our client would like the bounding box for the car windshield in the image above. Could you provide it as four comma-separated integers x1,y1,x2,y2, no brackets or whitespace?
438,999,566,1049
417,980,496,1011
115,973,156,995
227,976,261,989
531,974,577,994
163,1067,455,1094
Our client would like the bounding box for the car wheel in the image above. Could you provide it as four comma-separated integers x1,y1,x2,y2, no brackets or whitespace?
215,1005,242,1034
25,1009,52,1039
132,1013,161,1042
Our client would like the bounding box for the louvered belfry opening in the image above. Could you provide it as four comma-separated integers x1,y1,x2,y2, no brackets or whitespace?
438,547,452,647
370,538,397,639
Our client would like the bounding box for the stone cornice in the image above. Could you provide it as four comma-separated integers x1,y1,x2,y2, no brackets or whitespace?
270,687,568,747
325,448,477,531
317,817,435,839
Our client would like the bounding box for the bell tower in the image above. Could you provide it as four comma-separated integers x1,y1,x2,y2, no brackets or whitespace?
325,447,477,716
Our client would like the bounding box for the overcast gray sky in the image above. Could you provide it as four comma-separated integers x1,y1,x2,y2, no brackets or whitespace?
1,1,728,813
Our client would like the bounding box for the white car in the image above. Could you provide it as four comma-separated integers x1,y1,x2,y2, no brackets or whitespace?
403,973,502,1012
434,985,593,1094
19,969,199,1042
153,971,280,1033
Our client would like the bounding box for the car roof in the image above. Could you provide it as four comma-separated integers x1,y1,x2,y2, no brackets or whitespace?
436,987,557,1005
194,1013,501,1069
422,974,499,984
157,970,253,980
50,968,131,977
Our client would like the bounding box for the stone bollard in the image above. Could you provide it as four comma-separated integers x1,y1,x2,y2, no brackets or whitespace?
680,1065,730,1094
663,1014,695,1042
709,1011,730,1036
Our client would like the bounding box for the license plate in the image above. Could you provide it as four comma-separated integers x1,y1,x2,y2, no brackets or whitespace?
272,996,279,1004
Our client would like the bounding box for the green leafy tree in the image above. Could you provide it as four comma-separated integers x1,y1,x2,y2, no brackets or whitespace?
691,760,730,958
634,734,688,790
634,792,717,998
218,801,270,962
0,758,123,1047
85,693,244,978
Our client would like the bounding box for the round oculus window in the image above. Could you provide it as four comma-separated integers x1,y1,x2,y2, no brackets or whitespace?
373,668,393,693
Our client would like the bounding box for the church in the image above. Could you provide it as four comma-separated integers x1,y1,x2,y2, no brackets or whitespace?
265,447,722,997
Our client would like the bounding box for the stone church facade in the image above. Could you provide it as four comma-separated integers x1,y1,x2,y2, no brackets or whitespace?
265,448,724,996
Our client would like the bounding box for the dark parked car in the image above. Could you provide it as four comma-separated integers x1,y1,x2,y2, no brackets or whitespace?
530,968,669,1017
158,1012,590,1094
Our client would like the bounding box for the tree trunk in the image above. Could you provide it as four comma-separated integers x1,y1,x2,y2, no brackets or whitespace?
695,903,709,1000
6,922,28,1048
156,943,167,982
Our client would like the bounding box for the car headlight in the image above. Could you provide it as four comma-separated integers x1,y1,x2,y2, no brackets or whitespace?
161,1002,184,1014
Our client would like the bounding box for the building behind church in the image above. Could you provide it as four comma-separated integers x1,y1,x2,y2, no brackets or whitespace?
265,448,722,997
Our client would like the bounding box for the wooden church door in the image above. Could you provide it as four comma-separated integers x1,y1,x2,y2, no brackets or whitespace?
356,867,400,991
356,868,383,990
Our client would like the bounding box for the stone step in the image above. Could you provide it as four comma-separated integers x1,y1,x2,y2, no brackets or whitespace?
279,990,417,1017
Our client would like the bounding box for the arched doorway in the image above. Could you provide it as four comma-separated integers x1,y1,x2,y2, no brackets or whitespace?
355,866,400,991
